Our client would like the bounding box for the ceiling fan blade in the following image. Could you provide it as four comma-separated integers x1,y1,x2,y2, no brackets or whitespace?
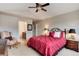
42,3,50,7
41,8,47,12
36,9,38,12
36,3,39,7
28,7,36,8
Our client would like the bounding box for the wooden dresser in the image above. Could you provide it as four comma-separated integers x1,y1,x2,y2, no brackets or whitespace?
65,39,79,52
0,39,8,55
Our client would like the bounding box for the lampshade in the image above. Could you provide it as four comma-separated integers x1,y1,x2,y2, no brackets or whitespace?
69,29,76,33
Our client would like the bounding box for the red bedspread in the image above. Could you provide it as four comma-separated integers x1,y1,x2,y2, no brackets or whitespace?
27,33,66,56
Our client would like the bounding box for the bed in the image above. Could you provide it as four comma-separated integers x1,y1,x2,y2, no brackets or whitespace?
27,28,66,56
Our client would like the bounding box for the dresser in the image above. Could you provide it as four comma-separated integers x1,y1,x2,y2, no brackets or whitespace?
65,39,79,52
0,39,8,55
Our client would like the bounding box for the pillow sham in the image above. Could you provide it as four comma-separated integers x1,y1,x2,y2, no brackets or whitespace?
49,32,54,37
49,31,62,39
53,32,61,38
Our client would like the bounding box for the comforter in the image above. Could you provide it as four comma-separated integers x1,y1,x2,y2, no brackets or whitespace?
27,33,66,56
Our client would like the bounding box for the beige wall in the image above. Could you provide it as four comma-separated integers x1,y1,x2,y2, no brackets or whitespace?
0,14,33,39
36,10,79,35
0,14,19,38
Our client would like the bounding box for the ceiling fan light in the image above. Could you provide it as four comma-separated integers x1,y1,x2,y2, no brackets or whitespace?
37,7,41,10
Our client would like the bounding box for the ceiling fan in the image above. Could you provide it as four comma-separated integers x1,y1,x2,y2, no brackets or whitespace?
28,3,50,12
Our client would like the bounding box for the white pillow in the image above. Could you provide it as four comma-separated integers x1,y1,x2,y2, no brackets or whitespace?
54,32,61,38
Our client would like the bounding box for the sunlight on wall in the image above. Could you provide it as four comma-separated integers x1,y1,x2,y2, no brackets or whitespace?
45,24,49,28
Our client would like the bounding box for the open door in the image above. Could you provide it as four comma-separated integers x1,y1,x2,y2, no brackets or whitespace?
18,21,27,40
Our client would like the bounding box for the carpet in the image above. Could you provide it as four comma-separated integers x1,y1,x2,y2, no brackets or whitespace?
8,44,79,56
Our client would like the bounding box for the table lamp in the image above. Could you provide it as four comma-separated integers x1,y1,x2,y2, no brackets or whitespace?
69,29,76,40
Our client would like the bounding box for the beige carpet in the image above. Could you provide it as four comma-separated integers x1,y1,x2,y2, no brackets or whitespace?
8,44,79,56
8,44,41,56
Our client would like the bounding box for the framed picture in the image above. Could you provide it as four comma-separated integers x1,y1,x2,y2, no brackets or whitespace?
27,24,32,31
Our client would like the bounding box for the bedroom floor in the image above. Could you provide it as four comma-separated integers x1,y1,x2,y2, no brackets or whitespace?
8,43,79,56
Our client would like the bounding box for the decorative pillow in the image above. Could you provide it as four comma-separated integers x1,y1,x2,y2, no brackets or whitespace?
49,32,54,37
53,32,61,38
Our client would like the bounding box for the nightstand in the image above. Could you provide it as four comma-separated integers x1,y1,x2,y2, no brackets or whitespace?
65,39,79,52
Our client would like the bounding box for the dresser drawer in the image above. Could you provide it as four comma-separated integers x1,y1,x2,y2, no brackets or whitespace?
67,44,77,48
66,40,78,51
0,48,5,54
67,42,77,46
67,40,77,44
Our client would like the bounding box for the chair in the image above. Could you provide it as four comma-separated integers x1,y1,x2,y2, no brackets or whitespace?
0,39,8,56
1,31,20,49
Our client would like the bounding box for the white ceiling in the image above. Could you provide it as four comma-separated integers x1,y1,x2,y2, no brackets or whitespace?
0,3,79,20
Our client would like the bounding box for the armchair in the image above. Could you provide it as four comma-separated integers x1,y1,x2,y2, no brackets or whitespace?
1,31,20,49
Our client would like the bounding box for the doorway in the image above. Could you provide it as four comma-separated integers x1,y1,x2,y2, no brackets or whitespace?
18,21,27,40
